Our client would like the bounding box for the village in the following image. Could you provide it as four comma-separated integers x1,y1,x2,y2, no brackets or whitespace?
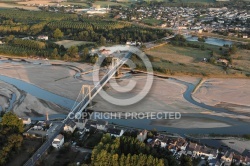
21,115,250,166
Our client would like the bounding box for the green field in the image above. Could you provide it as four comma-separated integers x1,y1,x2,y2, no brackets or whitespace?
141,18,163,26
145,42,250,77
55,40,95,48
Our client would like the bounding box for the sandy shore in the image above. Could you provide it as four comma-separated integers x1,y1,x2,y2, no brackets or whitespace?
193,78,250,113
1,58,249,129
0,59,97,101
93,76,207,114
150,117,231,129
0,80,68,117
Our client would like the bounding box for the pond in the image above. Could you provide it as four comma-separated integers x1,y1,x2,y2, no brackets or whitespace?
185,35,233,46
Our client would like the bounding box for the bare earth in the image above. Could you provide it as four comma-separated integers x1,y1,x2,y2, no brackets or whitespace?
1,58,250,128
193,78,250,113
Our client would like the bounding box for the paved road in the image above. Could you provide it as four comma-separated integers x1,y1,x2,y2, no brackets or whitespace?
23,52,132,166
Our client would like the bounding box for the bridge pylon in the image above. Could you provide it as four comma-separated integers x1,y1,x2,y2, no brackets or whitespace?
111,57,120,76
81,85,92,107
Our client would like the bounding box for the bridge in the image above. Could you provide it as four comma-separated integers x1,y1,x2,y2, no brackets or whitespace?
23,51,132,166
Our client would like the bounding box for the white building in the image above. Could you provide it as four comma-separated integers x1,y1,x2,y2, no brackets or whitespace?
52,134,64,149
21,117,31,125
37,35,48,40
64,120,76,133
107,128,124,137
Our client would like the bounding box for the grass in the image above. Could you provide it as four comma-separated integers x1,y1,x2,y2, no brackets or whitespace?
145,43,250,77
55,40,95,48
93,1,130,7
141,18,163,26
61,2,89,7
0,2,41,10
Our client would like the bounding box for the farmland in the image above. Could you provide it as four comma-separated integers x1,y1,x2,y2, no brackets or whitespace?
145,42,250,77
55,40,95,48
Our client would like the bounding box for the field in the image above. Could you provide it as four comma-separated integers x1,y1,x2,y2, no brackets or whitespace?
141,18,163,26
145,43,250,77
61,2,89,7
55,40,95,48
17,0,56,5
0,2,40,10
93,0,130,7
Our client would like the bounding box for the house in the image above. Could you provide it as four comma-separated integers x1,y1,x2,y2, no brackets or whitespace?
217,58,229,65
107,128,124,137
137,130,147,142
84,120,97,132
187,142,217,159
99,49,110,55
75,119,85,129
96,120,108,131
37,35,48,40
64,120,76,133
21,117,31,125
242,156,250,166
52,134,64,149
221,151,234,166
242,34,248,39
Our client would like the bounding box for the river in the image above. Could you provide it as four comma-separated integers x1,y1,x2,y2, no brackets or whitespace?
0,75,75,110
185,35,233,46
1,71,250,135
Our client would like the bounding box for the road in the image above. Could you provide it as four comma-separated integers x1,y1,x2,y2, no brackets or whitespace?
23,52,132,166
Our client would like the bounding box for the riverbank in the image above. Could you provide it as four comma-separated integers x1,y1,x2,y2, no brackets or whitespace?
0,80,68,117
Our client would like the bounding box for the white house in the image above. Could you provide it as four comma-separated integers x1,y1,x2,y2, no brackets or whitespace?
52,134,64,149
243,34,248,39
37,35,48,40
21,117,31,125
64,120,76,133
107,128,124,137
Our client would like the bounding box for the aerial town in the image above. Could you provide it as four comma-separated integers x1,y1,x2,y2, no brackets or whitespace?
0,0,249,166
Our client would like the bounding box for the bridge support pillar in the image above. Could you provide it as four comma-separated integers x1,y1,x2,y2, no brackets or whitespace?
81,85,92,108
111,57,120,76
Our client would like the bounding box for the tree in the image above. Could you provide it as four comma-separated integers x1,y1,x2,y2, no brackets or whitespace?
67,46,79,58
4,35,15,44
50,48,58,59
198,37,206,42
63,54,69,61
53,28,63,40
0,112,24,134
229,45,237,54
180,156,192,166
100,36,106,46
82,47,89,61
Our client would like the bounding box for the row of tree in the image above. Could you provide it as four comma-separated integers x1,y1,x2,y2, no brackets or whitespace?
0,112,24,165
91,134,179,166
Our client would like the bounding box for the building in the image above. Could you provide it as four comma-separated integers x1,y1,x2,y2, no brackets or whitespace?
107,128,124,137
21,117,31,125
75,119,85,129
96,120,108,131
52,134,64,149
37,35,48,40
242,34,248,39
187,142,217,160
221,151,234,166
84,120,97,132
64,120,76,133
137,130,148,142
